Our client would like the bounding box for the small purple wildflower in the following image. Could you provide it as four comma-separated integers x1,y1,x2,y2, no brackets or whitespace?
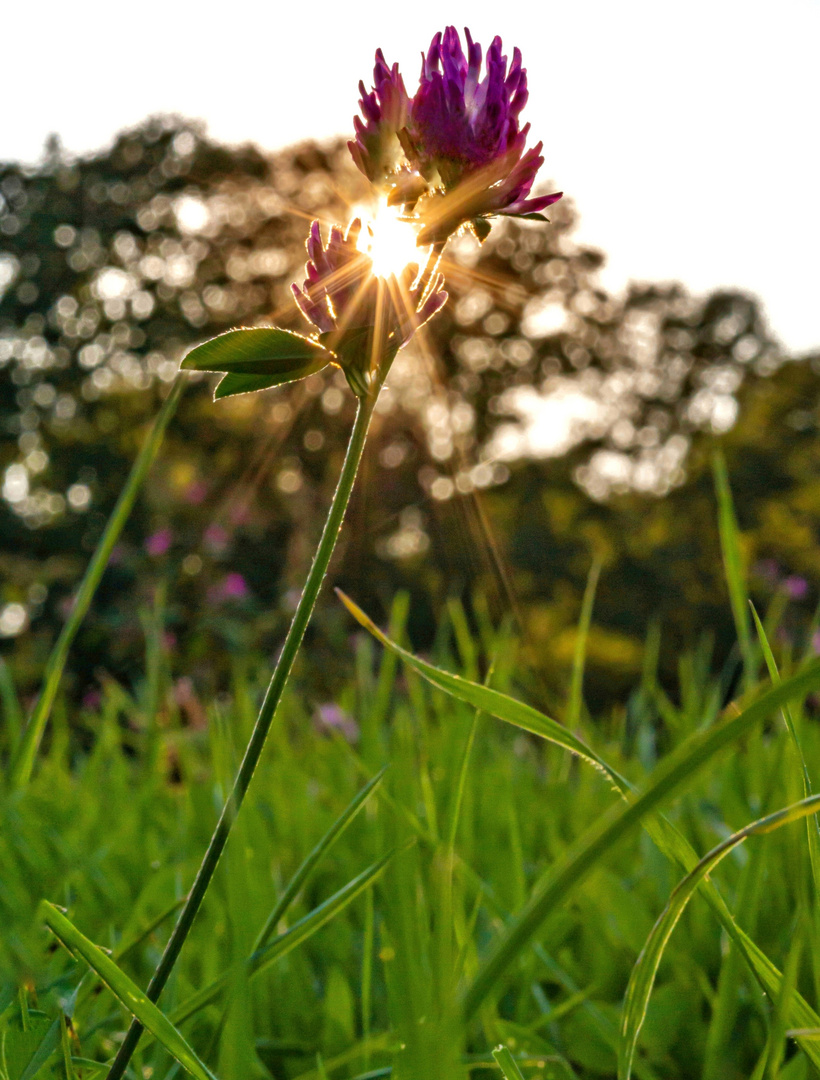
314,703,359,744
145,528,172,557
783,575,809,600
221,572,249,599
208,572,249,604
82,688,102,711
351,27,562,244
204,523,229,554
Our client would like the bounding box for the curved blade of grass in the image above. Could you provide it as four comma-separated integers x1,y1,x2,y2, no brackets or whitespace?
464,661,820,1017
335,591,623,786
41,903,217,1080
11,381,183,788
340,593,820,1062
253,767,386,953
567,558,602,729
169,846,399,1029
0,658,23,755
492,1045,527,1080
619,795,820,1080
751,602,820,892
713,451,755,688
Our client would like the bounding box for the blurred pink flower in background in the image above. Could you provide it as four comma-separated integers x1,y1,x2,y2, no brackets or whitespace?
314,703,359,743
208,572,249,604
203,523,230,555
82,688,102,710
783,575,809,600
145,528,173,556
184,480,209,505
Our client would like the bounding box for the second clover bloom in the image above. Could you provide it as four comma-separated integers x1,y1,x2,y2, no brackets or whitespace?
291,219,447,394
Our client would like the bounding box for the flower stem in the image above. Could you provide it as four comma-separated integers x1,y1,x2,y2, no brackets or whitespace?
11,380,184,790
106,387,378,1080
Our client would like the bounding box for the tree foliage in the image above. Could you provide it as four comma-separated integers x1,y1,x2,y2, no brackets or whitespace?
1,117,817,710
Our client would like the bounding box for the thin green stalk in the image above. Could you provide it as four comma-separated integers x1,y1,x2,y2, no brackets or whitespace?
106,388,379,1080
11,381,184,789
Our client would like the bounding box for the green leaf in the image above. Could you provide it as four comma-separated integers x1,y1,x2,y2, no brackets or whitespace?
1,1009,58,1080
40,903,218,1080
492,1045,528,1080
337,590,820,1066
180,327,333,376
213,370,324,400
618,795,820,1080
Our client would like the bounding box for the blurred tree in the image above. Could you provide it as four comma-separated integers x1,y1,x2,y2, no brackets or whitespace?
1,118,817,717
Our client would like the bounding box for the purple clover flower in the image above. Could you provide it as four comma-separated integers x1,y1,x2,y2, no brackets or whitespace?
350,27,562,244
292,218,447,393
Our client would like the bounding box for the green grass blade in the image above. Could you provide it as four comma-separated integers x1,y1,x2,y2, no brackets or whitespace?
253,767,387,953
567,558,602,729
336,591,623,785
41,902,217,1080
340,592,820,1064
60,1013,79,1080
751,602,820,892
170,847,400,1028
0,658,24,756
11,381,183,789
463,662,820,1018
713,451,755,687
619,795,820,1080
492,1044,527,1080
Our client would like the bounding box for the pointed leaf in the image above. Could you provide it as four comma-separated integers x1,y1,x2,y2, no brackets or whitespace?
619,795,820,1080
492,1045,528,1080
213,368,329,400
181,327,333,375
40,903,217,1080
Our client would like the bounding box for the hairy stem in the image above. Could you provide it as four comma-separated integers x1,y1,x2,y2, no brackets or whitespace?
106,387,378,1080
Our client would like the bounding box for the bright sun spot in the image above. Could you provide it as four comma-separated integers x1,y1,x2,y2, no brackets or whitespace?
353,198,424,280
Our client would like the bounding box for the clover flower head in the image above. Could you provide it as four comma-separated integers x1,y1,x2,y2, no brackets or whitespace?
350,27,562,245
291,219,447,393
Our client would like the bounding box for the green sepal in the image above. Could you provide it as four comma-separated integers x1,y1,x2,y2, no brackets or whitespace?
502,211,550,223
470,217,493,243
181,326,334,376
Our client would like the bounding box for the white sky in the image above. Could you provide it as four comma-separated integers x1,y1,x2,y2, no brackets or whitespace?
6,0,819,352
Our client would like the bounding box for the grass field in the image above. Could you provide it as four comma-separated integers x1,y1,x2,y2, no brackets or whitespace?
3,472,820,1080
